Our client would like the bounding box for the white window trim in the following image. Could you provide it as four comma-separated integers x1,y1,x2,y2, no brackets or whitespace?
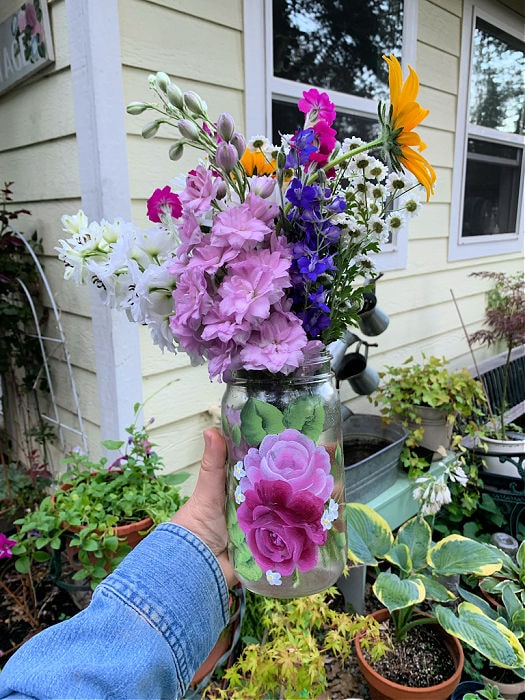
448,0,525,262
243,0,418,272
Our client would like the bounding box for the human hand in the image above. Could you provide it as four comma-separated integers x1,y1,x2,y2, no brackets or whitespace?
170,428,236,588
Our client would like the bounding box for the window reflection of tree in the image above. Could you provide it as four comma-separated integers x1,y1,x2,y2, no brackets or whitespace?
272,0,403,100
469,19,524,135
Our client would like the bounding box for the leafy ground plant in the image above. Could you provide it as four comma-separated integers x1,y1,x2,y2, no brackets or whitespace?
206,587,386,699
12,413,188,588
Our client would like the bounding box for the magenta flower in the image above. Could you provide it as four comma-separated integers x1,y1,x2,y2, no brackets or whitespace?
243,428,334,501
237,479,327,576
147,186,182,223
298,88,336,127
0,533,17,559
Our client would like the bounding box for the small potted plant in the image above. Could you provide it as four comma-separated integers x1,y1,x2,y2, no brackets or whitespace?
458,582,525,700
370,354,487,475
346,502,525,699
468,271,525,478
12,411,189,588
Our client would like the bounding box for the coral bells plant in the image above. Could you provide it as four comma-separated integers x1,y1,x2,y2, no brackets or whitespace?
57,54,435,382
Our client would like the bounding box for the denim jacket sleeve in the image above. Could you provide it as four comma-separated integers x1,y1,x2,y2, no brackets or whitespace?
0,522,230,700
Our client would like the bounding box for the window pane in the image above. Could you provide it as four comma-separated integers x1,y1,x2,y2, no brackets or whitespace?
273,0,403,100
469,18,525,134
272,99,378,144
462,138,522,236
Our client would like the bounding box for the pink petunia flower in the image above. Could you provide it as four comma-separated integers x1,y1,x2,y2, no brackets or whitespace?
0,533,17,559
147,186,182,223
298,88,336,127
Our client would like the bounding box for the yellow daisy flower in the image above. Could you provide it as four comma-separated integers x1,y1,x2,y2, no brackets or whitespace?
381,54,436,199
240,147,276,177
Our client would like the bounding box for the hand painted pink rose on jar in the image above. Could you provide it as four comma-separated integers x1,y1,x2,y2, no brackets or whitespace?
236,479,327,576
242,428,333,501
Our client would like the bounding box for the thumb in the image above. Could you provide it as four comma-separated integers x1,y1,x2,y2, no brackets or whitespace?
193,428,228,512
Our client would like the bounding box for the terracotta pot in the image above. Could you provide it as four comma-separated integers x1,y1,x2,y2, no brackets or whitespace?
189,582,245,689
355,608,464,700
63,512,154,571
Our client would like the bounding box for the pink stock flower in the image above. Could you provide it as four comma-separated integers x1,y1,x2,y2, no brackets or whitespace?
240,303,308,374
210,204,271,250
146,186,182,223
242,429,334,501
179,165,220,215
0,533,17,559
218,249,291,324
237,479,327,575
298,88,336,126
171,268,213,329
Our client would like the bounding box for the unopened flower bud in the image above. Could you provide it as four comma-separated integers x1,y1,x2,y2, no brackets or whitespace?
142,120,161,139
251,176,276,199
167,83,184,109
216,113,235,142
127,102,149,115
216,181,227,200
215,142,238,173
155,72,170,93
148,74,156,88
230,132,246,159
169,142,184,161
276,150,286,171
177,119,200,141
184,90,207,117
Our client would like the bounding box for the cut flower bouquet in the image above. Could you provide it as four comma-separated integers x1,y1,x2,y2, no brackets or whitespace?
57,54,435,596
58,54,434,382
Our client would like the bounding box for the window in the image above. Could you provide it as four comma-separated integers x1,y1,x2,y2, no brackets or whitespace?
244,0,417,271
449,2,524,261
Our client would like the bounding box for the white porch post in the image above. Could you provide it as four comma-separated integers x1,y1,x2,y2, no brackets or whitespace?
65,0,143,442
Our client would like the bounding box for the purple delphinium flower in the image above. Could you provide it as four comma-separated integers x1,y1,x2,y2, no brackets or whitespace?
285,128,317,169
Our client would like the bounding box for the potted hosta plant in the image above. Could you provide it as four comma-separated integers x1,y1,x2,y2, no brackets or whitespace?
468,271,525,478
370,355,487,475
458,582,525,700
346,502,525,700
12,411,189,588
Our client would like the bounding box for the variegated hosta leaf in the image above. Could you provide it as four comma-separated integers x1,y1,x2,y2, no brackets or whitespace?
457,584,497,619
373,571,425,613
385,543,412,574
436,602,525,671
414,573,455,602
396,516,431,571
346,503,393,565
429,534,503,576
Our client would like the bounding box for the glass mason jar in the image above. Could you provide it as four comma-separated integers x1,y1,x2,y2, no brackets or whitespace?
221,349,346,598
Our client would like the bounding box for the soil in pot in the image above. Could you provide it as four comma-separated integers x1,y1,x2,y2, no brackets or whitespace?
366,617,456,687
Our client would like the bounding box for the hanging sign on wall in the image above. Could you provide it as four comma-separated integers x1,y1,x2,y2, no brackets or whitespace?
0,0,54,96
